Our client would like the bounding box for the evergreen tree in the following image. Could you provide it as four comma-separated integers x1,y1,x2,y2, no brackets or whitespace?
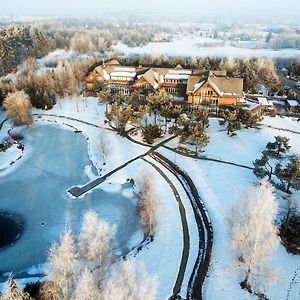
265,136,291,158
275,155,300,193
253,151,274,180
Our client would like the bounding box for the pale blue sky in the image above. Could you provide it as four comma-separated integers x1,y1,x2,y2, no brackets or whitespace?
1,0,299,22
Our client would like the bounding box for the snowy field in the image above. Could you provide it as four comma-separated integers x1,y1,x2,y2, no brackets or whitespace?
161,117,300,300
113,35,300,58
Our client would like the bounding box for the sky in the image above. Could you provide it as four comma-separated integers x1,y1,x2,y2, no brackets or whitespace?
1,0,300,23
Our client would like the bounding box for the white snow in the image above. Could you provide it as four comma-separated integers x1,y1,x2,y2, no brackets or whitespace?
159,116,300,300
2,98,300,300
113,35,300,59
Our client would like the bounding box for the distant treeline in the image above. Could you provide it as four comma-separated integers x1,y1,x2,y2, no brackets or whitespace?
0,22,167,76
0,25,72,75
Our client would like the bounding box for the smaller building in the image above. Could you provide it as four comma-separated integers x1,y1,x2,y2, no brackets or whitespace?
257,97,274,110
286,99,299,112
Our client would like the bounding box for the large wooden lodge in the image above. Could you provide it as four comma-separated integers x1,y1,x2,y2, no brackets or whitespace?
85,59,244,107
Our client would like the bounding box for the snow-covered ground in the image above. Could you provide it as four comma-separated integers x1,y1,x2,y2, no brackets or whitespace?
1,98,300,299
113,36,300,58
161,117,300,300
0,98,195,299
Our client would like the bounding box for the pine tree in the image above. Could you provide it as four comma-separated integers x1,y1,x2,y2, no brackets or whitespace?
266,136,291,158
253,151,274,180
275,155,300,193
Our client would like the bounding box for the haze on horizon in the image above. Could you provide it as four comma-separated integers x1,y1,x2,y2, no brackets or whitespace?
1,0,300,24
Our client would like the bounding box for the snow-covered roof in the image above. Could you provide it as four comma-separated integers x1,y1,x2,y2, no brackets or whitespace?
165,74,190,80
110,72,136,78
287,100,299,107
193,81,206,93
168,69,192,75
257,97,273,106
114,67,136,72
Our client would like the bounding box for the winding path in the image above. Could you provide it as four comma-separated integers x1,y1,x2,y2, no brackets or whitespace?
142,157,190,298
150,152,213,300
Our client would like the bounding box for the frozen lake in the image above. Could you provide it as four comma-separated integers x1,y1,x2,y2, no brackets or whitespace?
0,124,139,274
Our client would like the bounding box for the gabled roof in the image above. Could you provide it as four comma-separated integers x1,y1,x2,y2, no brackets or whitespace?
286,99,299,107
175,64,184,69
257,97,273,106
187,76,206,93
105,58,121,66
208,77,244,97
188,76,243,97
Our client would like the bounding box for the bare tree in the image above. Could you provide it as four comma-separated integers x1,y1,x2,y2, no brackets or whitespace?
134,173,158,237
228,181,280,294
3,91,33,126
102,259,157,300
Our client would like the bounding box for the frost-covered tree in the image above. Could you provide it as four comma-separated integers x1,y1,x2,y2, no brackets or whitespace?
2,276,29,300
134,174,158,237
73,268,99,300
78,211,116,287
47,228,78,299
228,181,280,294
102,259,157,300
3,91,33,126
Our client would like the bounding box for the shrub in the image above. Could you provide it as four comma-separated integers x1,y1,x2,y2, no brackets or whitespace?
279,215,300,255
142,124,161,144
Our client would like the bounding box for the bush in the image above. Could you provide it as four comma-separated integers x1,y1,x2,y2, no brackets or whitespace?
23,281,43,299
142,124,161,144
279,215,300,254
